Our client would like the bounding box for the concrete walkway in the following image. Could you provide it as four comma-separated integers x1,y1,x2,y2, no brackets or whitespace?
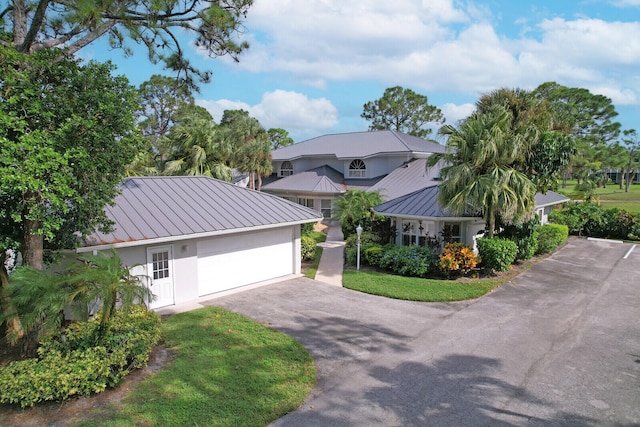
314,223,345,286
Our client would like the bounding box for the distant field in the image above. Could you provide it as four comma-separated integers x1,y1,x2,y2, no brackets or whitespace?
555,181,640,213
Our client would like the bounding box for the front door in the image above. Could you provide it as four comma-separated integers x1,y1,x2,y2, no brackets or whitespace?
147,246,175,309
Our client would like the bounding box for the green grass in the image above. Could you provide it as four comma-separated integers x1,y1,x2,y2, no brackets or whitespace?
343,269,521,302
555,181,640,213
79,307,315,426
304,246,323,279
303,231,327,243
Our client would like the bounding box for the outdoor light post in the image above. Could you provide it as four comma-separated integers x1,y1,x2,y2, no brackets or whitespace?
356,224,363,271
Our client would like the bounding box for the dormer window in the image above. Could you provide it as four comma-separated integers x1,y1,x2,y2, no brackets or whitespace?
280,161,294,177
348,159,366,178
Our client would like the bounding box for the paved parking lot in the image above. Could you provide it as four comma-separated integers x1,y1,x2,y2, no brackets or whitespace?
212,238,640,426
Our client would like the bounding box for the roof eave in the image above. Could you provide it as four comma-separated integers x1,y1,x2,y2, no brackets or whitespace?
77,216,324,253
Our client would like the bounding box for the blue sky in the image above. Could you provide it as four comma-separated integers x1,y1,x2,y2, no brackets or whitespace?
85,0,640,142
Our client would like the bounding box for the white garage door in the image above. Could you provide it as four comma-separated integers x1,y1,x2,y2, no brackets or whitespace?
197,228,294,296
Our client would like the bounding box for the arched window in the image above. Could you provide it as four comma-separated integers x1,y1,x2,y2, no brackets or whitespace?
348,159,366,178
280,161,294,176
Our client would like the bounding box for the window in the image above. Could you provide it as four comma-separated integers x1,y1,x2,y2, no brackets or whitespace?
280,161,294,177
348,159,366,178
152,251,170,280
298,198,314,209
320,199,332,218
443,222,462,243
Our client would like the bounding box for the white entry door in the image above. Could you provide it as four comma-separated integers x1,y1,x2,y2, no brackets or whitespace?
147,246,175,309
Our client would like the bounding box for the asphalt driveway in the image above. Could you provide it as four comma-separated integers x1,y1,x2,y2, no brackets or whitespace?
211,238,640,426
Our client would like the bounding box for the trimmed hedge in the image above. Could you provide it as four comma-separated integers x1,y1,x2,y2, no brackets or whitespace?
536,224,569,254
378,245,436,277
301,235,317,261
0,305,161,408
549,202,640,239
477,238,518,272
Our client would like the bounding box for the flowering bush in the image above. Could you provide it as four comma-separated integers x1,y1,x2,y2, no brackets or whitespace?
437,243,478,277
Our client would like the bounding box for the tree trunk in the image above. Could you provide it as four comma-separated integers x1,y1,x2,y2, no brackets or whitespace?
23,218,45,270
620,170,626,190
626,170,636,192
257,174,263,191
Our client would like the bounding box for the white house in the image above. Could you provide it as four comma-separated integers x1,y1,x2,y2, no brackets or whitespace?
373,185,570,248
78,176,322,309
262,130,446,218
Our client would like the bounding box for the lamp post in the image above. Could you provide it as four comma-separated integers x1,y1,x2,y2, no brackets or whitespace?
356,224,363,271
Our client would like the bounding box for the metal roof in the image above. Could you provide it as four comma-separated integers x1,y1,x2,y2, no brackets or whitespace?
82,176,323,249
369,158,444,201
262,165,346,194
374,185,570,219
373,185,450,218
272,130,446,161
534,191,570,207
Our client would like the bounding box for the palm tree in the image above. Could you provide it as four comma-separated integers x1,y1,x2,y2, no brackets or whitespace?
333,189,384,238
67,250,153,343
430,105,536,237
0,267,69,356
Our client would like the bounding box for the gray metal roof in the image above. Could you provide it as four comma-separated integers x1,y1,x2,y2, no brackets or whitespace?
374,185,570,219
262,165,346,194
272,130,446,161
373,185,450,218
534,191,570,207
83,176,323,248
369,158,444,201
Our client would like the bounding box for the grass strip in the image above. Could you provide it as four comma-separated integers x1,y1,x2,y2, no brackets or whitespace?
304,246,324,279
343,269,522,302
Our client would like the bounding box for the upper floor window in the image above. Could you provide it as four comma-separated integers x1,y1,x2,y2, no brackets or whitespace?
280,161,294,177
348,159,366,178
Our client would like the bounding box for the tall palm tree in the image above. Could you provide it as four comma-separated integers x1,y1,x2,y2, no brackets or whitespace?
430,105,536,237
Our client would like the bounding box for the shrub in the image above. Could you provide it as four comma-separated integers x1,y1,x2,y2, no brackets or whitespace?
301,222,314,235
536,224,569,254
301,236,316,261
437,243,478,277
0,305,161,408
364,245,385,267
379,245,435,277
344,231,382,251
496,216,538,261
476,238,518,272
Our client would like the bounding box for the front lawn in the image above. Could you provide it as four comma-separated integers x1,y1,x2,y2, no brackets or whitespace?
343,268,524,302
78,307,315,426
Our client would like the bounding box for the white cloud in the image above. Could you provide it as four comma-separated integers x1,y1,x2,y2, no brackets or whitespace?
196,90,339,138
441,102,475,125
610,0,640,7
207,1,640,107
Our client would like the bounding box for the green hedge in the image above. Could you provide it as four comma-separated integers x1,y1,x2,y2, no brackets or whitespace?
378,245,436,277
477,238,518,272
301,236,317,261
536,224,569,254
0,305,161,408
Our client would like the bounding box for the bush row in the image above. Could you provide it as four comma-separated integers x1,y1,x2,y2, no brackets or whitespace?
346,223,568,277
549,202,640,240
0,305,161,408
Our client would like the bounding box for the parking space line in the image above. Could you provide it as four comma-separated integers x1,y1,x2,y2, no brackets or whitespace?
623,245,636,259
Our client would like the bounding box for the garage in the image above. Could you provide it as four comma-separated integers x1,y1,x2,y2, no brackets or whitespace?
197,227,295,296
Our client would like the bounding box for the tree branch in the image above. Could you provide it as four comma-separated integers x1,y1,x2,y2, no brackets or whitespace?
19,0,50,53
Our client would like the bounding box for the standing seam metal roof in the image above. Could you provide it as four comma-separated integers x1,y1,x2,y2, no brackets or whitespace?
271,130,446,160
84,176,323,247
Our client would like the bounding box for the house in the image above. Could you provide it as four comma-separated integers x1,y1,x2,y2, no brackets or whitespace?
262,130,446,218
373,185,570,248
78,176,322,309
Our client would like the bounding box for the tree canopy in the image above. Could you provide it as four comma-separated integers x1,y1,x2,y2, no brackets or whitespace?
430,104,536,237
361,86,445,138
0,46,143,269
2,0,254,88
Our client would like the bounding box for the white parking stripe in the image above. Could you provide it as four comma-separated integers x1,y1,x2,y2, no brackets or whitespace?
623,245,636,259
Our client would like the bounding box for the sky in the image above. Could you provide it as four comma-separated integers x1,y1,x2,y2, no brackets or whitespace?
85,0,640,143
